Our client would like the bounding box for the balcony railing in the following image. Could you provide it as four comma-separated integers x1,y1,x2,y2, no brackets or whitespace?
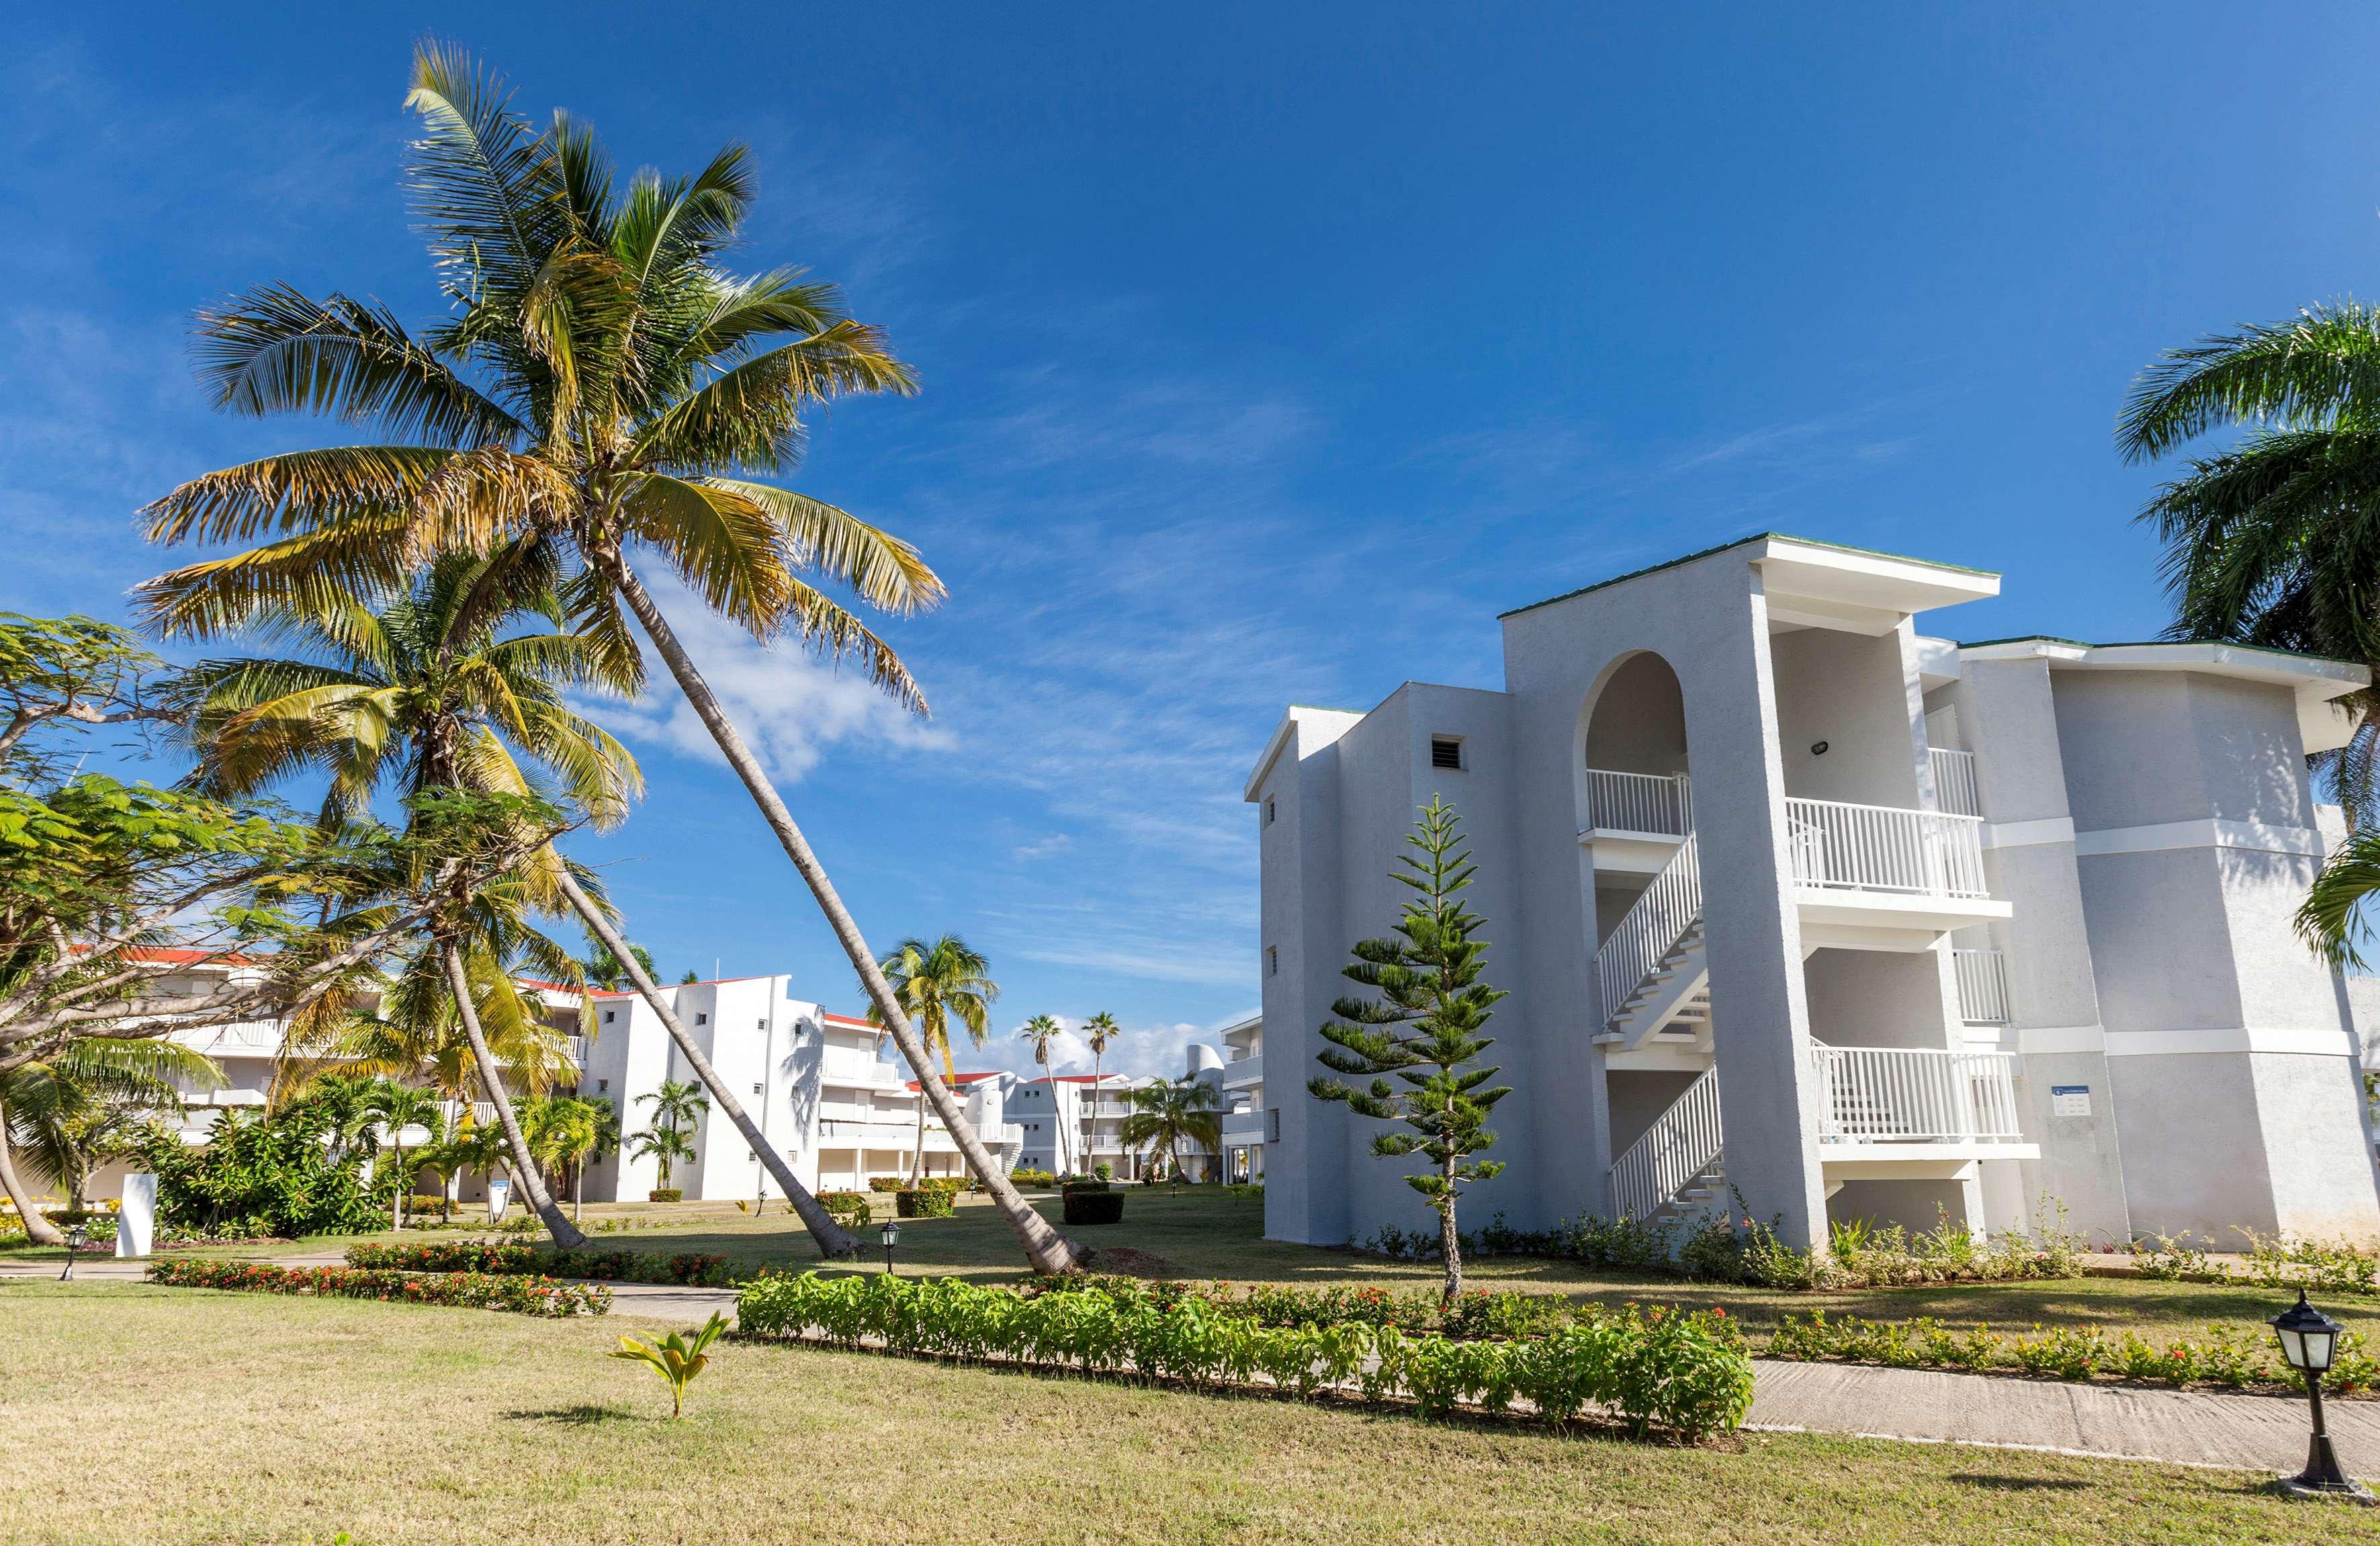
1929,747,1981,818
1221,1107,1266,1140
1808,1045,2023,1144
1610,1064,1721,1221
1583,769,1693,836
1953,948,2011,1025
1786,798,1988,899
1221,1053,1263,1088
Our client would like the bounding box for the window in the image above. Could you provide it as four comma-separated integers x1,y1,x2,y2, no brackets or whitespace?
752,1082,763,1095
746,1150,756,1162
1265,796,1276,826
1267,1108,1281,1143
603,1010,615,1024
695,1013,707,1025
598,1079,610,1093
1430,736,1464,771
757,1019,766,1029
1268,946,1278,977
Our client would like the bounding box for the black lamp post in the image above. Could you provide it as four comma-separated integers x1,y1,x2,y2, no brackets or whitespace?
58,1223,88,1282
879,1218,901,1277
2271,1289,2375,1502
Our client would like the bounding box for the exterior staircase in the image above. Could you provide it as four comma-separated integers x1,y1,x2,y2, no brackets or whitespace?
1595,832,1708,1047
1608,1064,1726,1224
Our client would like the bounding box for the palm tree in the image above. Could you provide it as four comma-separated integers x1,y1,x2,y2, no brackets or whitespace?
582,939,658,991
866,937,994,1184
1082,1012,1121,1176
444,1115,513,1217
3,1039,222,1214
1017,1014,1071,1174
1117,1078,1223,1194
2118,305,2380,822
359,1079,445,1228
130,46,1076,1273
637,1078,707,1139
628,1122,697,1194
521,1093,603,1222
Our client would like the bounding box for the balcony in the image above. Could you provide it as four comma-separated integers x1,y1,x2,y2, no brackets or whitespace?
1953,948,2011,1025
1221,1053,1263,1090
1580,770,1693,875
1929,746,1980,818
1221,1107,1266,1142
1808,1045,2031,1154
1788,796,2009,943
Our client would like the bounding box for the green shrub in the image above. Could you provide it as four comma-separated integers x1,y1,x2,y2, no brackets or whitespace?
915,1176,967,1194
1093,1162,1112,1181
2233,1230,2380,1295
1008,1168,1058,1189
735,1272,1753,1440
817,1191,871,1226
345,1239,730,1286
646,1188,682,1203
148,1256,608,1316
867,1176,906,1193
134,1104,390,1239
1063,1190,1125,1226
895,1189,955,1219
1223,1182,1265,1201
404,1195,455,1220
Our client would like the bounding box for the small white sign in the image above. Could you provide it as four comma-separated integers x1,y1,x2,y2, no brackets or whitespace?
2051,1084,2092,1117
486,1176,511,1223
116,1173,157,1258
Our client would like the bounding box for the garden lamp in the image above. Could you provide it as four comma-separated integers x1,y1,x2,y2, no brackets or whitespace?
58,1223,87,1282
880,1218,901,1276
2269,1289,2373,1501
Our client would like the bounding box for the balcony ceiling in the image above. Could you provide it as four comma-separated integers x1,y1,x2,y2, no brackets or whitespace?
1755,538,2001,636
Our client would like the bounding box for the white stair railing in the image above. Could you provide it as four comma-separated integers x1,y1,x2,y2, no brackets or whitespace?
1928,746,1981,817
1808,1045,2023,1144
1595,832,1703,1027
1584,769,1693,836
1785,798,1988,898
1952,948,2011,1024
1609,1065,1722,1221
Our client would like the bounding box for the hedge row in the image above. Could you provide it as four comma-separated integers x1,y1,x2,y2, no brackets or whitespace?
343,1240,730,1285
1767,1309,2380,1395
1034,1275,1578,1341
738,1271,1753,1439
147,1258,609,1317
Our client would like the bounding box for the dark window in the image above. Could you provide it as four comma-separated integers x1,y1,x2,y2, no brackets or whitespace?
1431,736,1463,770
1265,797,1276,825
1267,946,1278,976
752,1082,763,1095
695,1013,707,1025
598,1079,609,1093
603,1011,615,1024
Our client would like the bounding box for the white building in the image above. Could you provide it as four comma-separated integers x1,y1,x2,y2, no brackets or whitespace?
576,976,1025,1201
1246,533,2380,1251
1218,1015,1266,1183
1011,1045,1231,1180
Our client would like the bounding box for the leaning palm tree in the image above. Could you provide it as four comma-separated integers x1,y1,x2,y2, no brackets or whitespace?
2119,304,2380,823
1016,1014,1073,1174
132,46,1076,1272
1117,1078,1224,1194
867,936,994,1185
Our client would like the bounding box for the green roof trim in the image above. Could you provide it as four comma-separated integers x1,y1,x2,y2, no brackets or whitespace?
1497,532,1998,621
1957,636,2365,669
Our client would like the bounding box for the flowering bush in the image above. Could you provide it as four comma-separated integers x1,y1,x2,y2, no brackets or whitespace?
895,1189,955,1219
343,1239,730,1285
147,1257,608,1316
738,1271,1753,1439
1766,1309,2377,1395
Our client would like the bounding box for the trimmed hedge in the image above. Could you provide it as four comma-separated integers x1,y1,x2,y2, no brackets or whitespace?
647,1189,683,1203
1064,1190,1125,1226
895,1189,956,1219
1008,1168,1059,1189
344,1240,730,1286
867,1176,906,1193
148,1257,609,1317
818,1191,871,1226
738,1272,1751,1439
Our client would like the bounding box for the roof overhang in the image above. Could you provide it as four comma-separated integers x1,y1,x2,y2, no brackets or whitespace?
1752,538,2000,635
1959,638,2370,754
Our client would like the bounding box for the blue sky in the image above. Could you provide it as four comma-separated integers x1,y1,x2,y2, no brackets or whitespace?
5,4,2376,1077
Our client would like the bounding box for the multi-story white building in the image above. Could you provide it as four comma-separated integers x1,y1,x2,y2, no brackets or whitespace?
1247,533,2380,1251
576,975,1024,1201
1012,1045,1231,1180
1218,1015,1266,1183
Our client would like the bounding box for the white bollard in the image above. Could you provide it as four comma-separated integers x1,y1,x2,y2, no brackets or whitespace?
487,1176,511,1224
116,1174,157,1258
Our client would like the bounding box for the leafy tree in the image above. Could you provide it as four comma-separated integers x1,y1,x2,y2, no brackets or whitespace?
1308,798,1511,1305
2,1037,220,1213
136,1098,396,1238
866,936,994,1183
0,613,177,780
1117,1078,1223,1192
131,44,1075,1272
521,1092,605,1221
1016,1014,1072,1174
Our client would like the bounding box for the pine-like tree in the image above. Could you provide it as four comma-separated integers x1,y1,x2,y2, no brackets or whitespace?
1308,797,1511,1303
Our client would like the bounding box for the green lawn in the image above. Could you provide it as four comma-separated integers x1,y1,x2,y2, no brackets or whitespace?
122,1187,2377,1342
2,1279,2371,1545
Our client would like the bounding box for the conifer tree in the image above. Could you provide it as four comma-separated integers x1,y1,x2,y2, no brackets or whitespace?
1309,796,1511,1303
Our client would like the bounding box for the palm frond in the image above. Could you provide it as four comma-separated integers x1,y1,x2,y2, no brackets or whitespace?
707,480,944,615
2121,304,2380,463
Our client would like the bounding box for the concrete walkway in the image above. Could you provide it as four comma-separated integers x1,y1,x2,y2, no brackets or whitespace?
13,1256,2372,1479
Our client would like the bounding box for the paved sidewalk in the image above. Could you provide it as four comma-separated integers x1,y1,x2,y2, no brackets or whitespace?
15,1258,2373,1478
1749,1357,2379,1477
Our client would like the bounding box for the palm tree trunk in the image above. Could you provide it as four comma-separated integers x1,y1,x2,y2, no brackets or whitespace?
392,1140,405,1232
909,1090,926,1187
552,867,855,1258
439,944,585,1250
602,555,1080,1274
0,1097,64,1247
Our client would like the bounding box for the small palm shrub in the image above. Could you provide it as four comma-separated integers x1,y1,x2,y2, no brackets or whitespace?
612,1312,729,1418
